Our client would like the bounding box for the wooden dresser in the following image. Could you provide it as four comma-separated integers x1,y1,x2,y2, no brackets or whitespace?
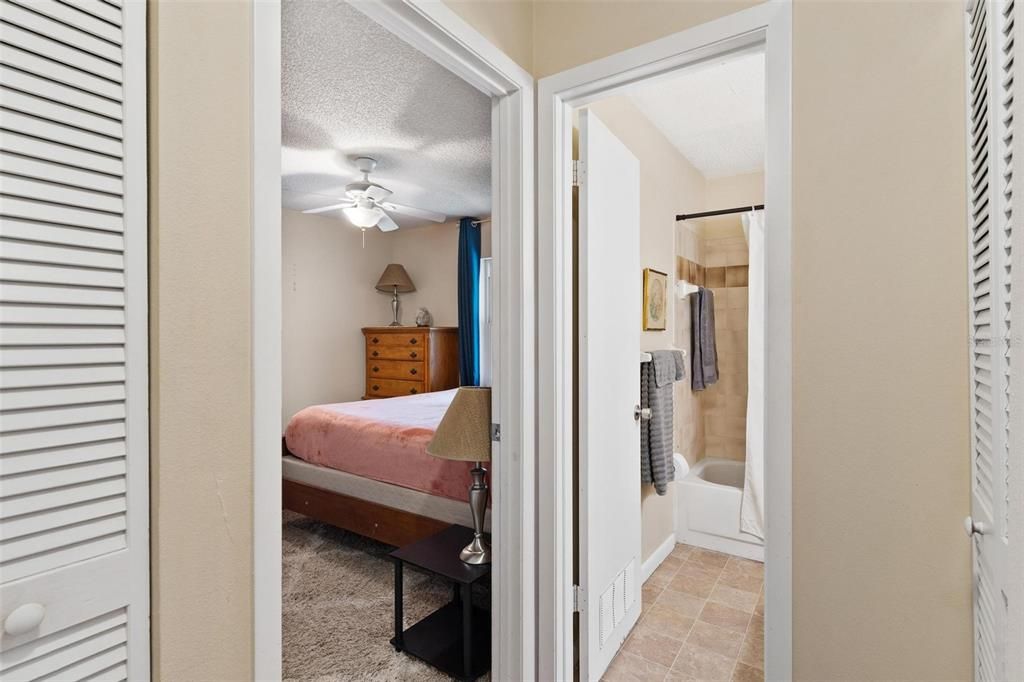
362,326,459,399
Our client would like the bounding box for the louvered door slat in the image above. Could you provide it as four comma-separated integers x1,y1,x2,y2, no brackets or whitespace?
0,21,121,83
0,65,122,120
0,131,123,176
0,440,127,476
0,43,123,101
0,0,147,674
0,1,121,62
0,153,123,195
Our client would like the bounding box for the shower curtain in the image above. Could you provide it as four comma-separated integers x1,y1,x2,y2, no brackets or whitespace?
741,209,766,539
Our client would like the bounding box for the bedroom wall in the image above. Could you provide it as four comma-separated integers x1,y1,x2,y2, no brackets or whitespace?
282,211,486,423
585,95,705,564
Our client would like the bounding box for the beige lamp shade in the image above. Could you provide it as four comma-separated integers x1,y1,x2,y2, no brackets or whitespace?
375,263,416,293
427,387,491,462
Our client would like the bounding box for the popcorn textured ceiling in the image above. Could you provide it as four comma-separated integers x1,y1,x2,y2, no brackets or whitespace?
629,50,765,180
281,0,491,228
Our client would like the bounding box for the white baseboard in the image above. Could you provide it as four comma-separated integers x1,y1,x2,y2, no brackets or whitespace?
641,533,677,582
676,528,764,562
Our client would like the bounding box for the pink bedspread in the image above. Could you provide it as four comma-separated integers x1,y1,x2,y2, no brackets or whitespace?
284,389,474,502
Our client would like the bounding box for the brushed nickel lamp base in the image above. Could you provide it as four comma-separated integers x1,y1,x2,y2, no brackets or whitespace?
460,464,491,565
388,286,402,326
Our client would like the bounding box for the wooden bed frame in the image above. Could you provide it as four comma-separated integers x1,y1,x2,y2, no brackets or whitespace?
281,440,450,547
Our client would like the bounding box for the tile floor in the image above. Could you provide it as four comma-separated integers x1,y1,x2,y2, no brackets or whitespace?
602,543,764,682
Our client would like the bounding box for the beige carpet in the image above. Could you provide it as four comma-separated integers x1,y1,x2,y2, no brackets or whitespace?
283,511,486,681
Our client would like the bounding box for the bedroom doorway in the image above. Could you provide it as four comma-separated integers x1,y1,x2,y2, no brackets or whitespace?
537,3,792,680
251,1,534,679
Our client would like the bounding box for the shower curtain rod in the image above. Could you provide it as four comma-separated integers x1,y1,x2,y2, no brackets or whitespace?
676,204,764,221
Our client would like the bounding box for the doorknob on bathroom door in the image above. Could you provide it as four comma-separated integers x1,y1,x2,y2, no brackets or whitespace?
964,515,988,537
634,405,651,421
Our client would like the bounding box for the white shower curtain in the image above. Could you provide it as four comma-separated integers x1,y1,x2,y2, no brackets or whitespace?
741,209,765,539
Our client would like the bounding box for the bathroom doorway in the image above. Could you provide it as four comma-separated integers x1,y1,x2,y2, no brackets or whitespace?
537,3,792,680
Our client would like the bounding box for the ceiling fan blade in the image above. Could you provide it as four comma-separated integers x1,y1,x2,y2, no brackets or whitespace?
303,200,355,214
377,213,400,232
364,185,393,202
380,202,446,223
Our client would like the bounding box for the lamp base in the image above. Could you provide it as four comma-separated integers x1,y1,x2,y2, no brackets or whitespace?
460,535,491,565
461,464,490,565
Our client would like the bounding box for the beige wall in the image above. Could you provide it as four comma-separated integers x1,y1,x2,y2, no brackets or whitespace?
148,0,253,678
444,0,534,72
282,211,473,422
586,96,705,563
790,3,970,678
530,1,971,678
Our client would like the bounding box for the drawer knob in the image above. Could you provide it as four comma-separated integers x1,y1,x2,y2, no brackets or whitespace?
409,338,418,345
410,388,418,394
372,337,379,344
372,366,379,373
409,351,417,359
372,351,379,357
372,385,380,391
410,368,418,375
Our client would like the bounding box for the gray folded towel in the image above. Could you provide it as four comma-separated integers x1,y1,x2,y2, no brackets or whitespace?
641,350,686,495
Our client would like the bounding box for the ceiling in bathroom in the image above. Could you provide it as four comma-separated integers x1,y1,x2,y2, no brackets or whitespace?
281,0,491,228
628,50,765,179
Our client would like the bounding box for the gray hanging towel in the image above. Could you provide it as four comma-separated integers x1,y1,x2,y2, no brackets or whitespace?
641,350,685,495
690,287,719,390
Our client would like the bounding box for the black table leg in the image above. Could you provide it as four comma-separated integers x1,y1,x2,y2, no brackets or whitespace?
461,582,472,680
393,560,404,651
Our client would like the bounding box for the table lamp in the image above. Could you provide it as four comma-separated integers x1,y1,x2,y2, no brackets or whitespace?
375,264,416,326
427,387,492,564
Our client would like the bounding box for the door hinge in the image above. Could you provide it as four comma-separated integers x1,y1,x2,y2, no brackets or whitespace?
573,584,583,613
491,423,501,442
572,159,581,187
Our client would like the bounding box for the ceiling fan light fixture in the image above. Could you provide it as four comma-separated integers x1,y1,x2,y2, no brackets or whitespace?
343,204,383,228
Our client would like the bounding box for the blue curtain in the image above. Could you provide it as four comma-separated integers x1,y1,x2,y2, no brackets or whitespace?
457,217,481,385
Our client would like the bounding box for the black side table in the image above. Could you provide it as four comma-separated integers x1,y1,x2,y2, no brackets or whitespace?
390,525,491,681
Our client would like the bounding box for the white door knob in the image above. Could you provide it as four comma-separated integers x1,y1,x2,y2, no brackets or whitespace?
964,516,988,537
4,603,45,636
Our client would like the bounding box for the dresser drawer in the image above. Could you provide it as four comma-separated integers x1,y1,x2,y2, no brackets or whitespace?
365,379,426,398
365,331,426,348
367,345,424,361
367,359,425,381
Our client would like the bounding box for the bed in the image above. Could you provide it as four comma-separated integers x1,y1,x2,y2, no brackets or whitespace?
282,389,479,546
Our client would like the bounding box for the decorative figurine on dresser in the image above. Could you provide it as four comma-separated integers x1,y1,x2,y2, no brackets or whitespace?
362,326,459,399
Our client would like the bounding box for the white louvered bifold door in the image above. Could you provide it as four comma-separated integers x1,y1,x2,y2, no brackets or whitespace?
0,0,149,679
967,2,1024,680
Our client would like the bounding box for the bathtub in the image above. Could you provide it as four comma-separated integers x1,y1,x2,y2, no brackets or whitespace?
675,456,764,561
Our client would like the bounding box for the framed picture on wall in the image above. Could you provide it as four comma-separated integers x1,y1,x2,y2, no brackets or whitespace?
642,268,668,331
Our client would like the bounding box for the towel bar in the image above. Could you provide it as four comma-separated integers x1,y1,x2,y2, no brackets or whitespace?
640,348,686,363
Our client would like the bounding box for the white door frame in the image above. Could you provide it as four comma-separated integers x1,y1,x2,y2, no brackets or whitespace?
537,2,793,679
251,1,535,679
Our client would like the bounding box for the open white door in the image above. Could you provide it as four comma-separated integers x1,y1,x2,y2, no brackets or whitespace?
0,0,149,678
966,2,1024,680
577,108,641,680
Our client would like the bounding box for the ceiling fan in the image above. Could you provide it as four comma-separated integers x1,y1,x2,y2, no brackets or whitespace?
302,156,446,232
